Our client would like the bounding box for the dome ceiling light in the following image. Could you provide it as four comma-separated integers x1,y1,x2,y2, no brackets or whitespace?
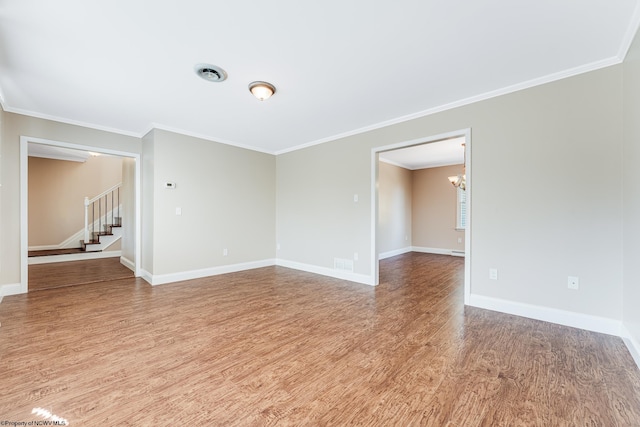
248,81,276,101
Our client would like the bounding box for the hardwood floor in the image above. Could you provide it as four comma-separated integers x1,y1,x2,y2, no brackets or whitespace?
28,248,85,257
28,258,135,292
1,253,639,425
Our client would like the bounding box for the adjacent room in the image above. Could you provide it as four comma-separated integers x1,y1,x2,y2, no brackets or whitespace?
27,144,135,291
1,1,640,425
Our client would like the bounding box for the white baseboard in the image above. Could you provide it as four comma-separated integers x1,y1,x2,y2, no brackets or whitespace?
379,247,412,260
468,294,622,336
29,229,86,251
120,256,135,272
140,269,153,285
28,250,122,265
143,259,276,286
276,259,375,286
412,246,460,256
0,283,23,297
621,324,640,370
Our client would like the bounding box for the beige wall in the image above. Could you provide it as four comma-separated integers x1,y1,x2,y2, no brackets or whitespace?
143,129,276,277
0,112,140,287
277,65,623,320
623,29,640,347
28,155,123,247
378,161,412,255
412,165,464,251
276,141,370,271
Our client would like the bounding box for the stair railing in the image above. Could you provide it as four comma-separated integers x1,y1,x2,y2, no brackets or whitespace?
84,183,122,243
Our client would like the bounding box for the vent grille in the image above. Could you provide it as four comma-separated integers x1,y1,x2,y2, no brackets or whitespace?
194,64,227,82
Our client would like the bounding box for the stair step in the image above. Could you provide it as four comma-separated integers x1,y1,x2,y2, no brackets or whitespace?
79,240,102,252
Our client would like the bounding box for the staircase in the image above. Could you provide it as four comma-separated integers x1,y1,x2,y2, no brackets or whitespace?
80,183,123,253
80,217,122,252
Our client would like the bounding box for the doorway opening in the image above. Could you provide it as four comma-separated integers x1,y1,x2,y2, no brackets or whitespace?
19,136,142,293
370,129,471,304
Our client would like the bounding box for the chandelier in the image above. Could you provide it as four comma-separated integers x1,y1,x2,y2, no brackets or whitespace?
448,143,466,190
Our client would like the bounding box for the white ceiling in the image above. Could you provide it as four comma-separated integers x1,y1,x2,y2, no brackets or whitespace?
28,143,91,162
379,137,465,170
28,142,122,162
1,1,639,155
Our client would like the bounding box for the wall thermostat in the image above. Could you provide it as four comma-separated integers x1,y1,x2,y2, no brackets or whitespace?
164,182,176,189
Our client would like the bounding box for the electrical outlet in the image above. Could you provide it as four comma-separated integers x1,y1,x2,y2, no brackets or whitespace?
354,252,359,261
568,276,579,290
223,248,228,256
489,268,498,280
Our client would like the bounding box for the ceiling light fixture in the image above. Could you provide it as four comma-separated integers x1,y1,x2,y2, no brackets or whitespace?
194,64,227,82
448,174,466,190
448,143,466,190
249,81,276,101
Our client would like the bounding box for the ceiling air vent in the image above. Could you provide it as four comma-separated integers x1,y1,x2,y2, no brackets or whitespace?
194,64,227,82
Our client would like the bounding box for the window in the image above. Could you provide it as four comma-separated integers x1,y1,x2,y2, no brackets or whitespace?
456,187,467,230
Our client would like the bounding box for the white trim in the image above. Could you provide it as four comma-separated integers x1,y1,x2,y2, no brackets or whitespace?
3,105,141,138
377,156,408,169
28,250,122,265
276,259,375,286
120,256,136,272
468,294,622,336
140,269,154,285
378,155,462,171
23,136,138,158
0,283,22,297
277,60,617,156
28,152,89,163
379,247,412,260
2,53,626,159
59,227,85,249
144,259,276,286
463,131,471,305
371,149,380,286
20,139,28,294
621,325,640,369
411,246,454,256
87,183,122,204
20,136,143,293
148,123,274,155
28,245,63,251
381,247,465,258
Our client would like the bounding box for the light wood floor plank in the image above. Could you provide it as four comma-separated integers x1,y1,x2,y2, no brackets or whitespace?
1,253,639,425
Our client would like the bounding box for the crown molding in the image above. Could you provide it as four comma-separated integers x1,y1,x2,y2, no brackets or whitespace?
276,56,622,155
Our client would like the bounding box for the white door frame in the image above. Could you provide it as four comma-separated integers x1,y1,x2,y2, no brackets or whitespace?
370,128,471,304
19,136,142,293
